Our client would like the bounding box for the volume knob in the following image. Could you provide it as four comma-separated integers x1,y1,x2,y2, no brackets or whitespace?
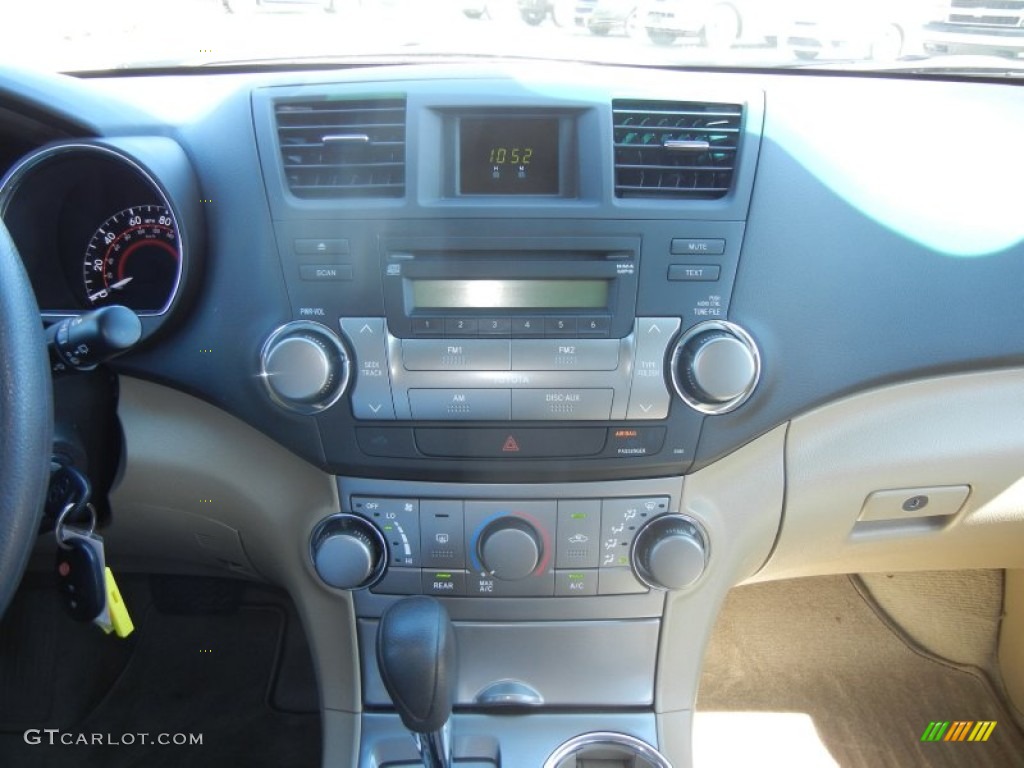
671,321,760,414
261,321,350,413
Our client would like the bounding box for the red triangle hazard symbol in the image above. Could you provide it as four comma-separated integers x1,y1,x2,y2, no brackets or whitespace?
502,435,520,453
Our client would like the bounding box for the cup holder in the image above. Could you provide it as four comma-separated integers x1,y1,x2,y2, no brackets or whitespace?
543,731,672,768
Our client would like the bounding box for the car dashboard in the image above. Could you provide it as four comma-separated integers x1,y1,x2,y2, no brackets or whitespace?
1,59,1023,767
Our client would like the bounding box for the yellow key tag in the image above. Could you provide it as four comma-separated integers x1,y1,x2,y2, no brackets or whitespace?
103,567,134,638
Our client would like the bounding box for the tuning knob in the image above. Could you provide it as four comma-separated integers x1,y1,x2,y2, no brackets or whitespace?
310,514,387,590
261,321,350,413
631,514,708,591
477,517,542,581
671,320,760,414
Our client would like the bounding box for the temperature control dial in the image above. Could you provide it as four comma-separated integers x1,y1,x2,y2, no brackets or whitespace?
477,518,542,581
261,321,350,414
671,320,760,414
310,514,387,590
631,515,708,591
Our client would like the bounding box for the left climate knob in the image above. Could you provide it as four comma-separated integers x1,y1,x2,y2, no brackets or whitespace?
260,321,350,413
311,514,387,590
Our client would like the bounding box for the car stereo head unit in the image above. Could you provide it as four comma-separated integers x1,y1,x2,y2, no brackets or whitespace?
382,235,639,340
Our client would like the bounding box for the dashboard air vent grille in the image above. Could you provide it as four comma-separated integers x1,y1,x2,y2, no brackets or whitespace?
613,100,742,200
275,97,405,199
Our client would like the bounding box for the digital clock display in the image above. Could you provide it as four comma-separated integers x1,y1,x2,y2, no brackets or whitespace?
459,117,559,195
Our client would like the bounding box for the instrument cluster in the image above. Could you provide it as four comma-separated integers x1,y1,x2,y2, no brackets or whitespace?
0,139,203,337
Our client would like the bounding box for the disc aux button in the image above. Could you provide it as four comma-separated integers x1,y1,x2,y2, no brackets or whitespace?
512,389,614,420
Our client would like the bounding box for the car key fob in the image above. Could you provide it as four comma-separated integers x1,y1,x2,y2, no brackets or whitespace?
55,530,107,622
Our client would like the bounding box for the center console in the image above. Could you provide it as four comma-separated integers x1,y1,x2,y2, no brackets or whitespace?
249,73,769,767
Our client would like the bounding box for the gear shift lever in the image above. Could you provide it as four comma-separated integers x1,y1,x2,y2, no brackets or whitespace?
376,596,457,768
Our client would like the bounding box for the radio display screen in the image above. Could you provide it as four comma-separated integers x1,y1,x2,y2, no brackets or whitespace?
411,279,608,310
459,117,560,195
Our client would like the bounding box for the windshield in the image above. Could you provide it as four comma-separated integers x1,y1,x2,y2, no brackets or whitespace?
2,0,1023,75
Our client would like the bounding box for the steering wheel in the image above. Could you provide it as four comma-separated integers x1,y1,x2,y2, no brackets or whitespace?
0,218,52,619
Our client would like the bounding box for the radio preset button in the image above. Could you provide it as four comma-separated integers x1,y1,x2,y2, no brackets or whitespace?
545,317,577,336
511,389,614,420
402,339,511,371
408,389,511,420
445,317,478,336
511,339,619,371
577,316,611,337
411,318,444,336
511,317,545,336
478,317,512,336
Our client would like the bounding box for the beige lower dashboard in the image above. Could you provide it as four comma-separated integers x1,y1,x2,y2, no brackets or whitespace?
100,367,1024,766
754,366,1024,582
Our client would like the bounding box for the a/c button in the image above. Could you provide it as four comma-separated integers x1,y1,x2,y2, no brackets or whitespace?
555,570,598,596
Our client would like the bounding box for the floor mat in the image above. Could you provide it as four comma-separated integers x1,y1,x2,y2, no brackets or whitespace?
694,575,1024,768
0,578,320,768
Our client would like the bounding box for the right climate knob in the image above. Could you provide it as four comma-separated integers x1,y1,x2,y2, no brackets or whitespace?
670,320,761,414
631,515,708,591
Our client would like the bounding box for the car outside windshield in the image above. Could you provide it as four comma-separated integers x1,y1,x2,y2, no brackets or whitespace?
0,0,1022,74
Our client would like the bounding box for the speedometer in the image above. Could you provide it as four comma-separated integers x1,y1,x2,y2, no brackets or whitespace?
82,204,181,312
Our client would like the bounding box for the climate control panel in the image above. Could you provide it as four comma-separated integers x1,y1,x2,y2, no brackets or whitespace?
309,495,708,598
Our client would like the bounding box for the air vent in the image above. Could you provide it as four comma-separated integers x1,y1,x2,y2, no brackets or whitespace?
613,100,742,200
275,97,405,199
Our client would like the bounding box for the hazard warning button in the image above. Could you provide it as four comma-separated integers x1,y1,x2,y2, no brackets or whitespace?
415,428,607,458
